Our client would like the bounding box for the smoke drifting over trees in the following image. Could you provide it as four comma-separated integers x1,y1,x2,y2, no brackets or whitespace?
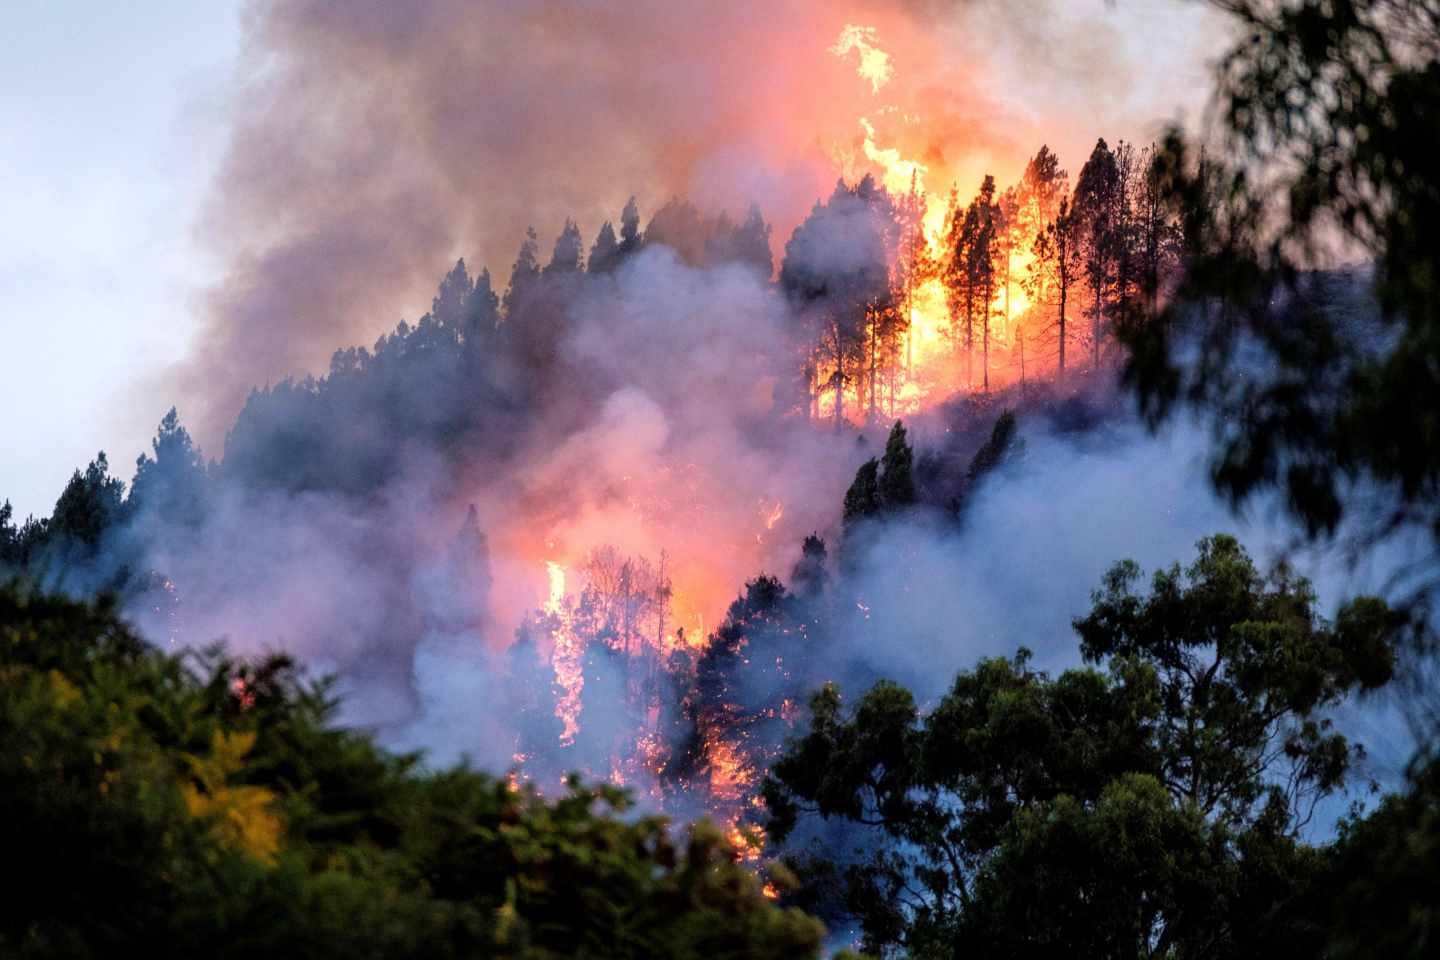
12,0,1440,952
3,165,1398,802
178,0,1228,442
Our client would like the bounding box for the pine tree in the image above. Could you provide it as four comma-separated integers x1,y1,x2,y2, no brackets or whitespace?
733,203,774,277
1106,141,1140,331
965,410,1020,490
50,453,125,549
1019,145,1066,248
502,227,542,318
546,219,584,276
895,172,931,375
644,199,708,266
1073,138,1121,368
779,178,891,425
790,534,830,600
878,420,917,507
129,408,206,529
970,176,1000,391
944,177,1000,389
1017,146,1069,362
575,623,629,773
940,186,967,366
1133,143,1179,314
443,504,492,632
1030,196,1083,376
618,197,643,258
461,268,499,347
588,221,619,273
0,500,15,566
431,259,473,336
997,186,1019,350
508,615,564,766
842,459,881,525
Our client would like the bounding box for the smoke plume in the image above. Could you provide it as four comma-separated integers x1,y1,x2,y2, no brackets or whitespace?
179,0,1228,441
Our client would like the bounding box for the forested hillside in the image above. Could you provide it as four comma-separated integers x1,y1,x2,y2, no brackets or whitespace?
4,0,1440,956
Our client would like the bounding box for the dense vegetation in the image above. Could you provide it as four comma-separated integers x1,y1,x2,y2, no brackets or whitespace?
763,534,1413,957
1120,0,1440,574
0,583,825,958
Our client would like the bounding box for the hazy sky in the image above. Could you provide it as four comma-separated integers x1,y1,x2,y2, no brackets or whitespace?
0,0,1226,522
1,1,240,519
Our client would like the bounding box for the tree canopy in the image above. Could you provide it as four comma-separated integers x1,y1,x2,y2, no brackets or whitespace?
0,583,825,958
1120,0,1440,571
764,534,1403,958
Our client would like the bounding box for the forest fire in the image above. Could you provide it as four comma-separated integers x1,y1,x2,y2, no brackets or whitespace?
811,24,1054,423
479,22,1183,859
19,0,1430,953
543,561,584,744
50,8,1186,884
503,523,819,855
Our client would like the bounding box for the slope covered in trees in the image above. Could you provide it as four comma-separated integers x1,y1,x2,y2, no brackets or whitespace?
7,0,1440,947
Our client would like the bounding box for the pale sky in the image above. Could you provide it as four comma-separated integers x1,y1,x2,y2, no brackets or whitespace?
1,1,241,519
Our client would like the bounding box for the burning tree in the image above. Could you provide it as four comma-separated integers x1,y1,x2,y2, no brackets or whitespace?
1028,195,1084,376
1073,137,1122,369
781,175,899,425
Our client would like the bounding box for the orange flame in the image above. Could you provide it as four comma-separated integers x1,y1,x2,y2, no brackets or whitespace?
817,23,1044,421
544,561,584,744
830,24,894,94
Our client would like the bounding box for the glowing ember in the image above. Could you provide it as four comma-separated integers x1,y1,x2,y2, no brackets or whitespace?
230,676,255,711
708,737,753,804
726,822,766,863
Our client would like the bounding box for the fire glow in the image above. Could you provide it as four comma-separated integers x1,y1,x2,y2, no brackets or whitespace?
820,23,1042,424
489,21,1112,859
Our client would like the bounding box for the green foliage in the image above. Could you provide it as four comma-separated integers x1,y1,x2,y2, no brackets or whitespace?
48,453,125,550
0,500,49,570
1120,0,1440,560
3,409,213,587
1326,752,1440,960
877,421,917,507
180,728,285,863
0,583,825,958
843,420,920,531
1073,534,1401,825
764,535,1402,957
842,458,881,526
129,407,207,529
964,410,1019,491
